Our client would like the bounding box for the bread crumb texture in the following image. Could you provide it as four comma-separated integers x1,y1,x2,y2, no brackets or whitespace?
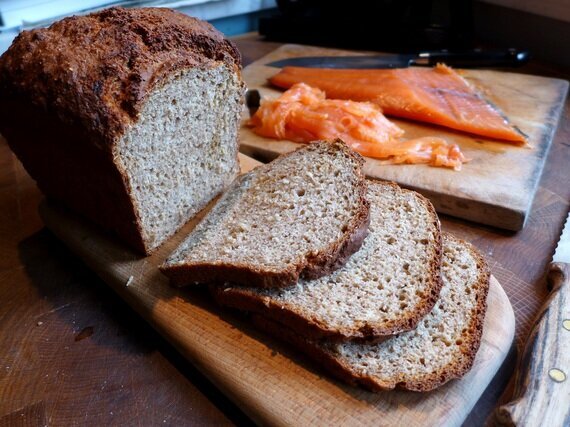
117,66,242,249
164,141,367,276
320,235,489,391
217,180,442,339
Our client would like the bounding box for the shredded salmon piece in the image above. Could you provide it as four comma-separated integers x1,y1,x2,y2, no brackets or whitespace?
269,64,526,144
249,83,467,170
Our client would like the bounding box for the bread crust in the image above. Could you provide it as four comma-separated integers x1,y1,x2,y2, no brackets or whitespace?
212,180,443,341
161,140,371,288
0,100,148,252
250,234,490,392
0,7,241,147
0,7,243,254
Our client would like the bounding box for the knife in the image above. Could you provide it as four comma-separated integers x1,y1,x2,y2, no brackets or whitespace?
266,48,530,69
496,212,570,426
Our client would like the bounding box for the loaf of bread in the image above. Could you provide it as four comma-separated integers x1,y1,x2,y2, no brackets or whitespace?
253,234,490,392
161,140,370,288
0,7,244,254
212,180,443,341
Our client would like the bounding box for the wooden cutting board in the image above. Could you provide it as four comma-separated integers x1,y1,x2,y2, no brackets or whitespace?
239,44,569,231
39,154,515,427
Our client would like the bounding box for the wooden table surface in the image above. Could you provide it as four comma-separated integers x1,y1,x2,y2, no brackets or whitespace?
1,35,569,426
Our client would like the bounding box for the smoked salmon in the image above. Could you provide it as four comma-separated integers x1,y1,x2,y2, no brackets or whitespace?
270,64,526,144
249,83,467,170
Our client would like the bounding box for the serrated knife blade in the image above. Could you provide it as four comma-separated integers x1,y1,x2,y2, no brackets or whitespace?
552,212,570,264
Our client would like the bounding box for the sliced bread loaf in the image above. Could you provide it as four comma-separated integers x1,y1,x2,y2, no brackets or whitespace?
161,140,370,288
0,7,244,254
212,180,442,340
253,234,490,392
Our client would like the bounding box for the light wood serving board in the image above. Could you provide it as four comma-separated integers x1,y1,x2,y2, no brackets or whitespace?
239,44,569,230
39,154,515,427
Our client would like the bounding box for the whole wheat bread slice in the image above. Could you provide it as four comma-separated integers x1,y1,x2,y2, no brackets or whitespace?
161,140,370,288
253,234,490,392
213,180,443,340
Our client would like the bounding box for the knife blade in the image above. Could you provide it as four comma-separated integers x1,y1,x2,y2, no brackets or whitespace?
266,48,530,69
553,215,570,264
496,212,570,426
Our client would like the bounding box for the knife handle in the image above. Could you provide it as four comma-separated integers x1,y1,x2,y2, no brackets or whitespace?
418,49,530,68
495,262,570,427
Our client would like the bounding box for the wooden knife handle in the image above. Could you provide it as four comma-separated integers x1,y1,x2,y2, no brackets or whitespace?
495,263,570,427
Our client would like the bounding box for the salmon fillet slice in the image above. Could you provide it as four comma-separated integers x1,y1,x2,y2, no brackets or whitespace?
249,83,467,170
270,64,526,144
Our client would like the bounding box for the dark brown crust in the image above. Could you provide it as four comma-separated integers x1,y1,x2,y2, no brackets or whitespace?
212,180,443,341
0,99,148,253
0,7,241,147
161,140,371,288
0,7,242,254
250,234,491,393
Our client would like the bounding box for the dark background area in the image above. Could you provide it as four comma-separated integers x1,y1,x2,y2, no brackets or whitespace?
255,0,570,68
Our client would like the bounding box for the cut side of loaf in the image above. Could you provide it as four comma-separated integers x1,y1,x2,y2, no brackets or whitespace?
0,7,244,254
213,180,442,340
161,140,370,288
253,234,490,392
116,64,242,252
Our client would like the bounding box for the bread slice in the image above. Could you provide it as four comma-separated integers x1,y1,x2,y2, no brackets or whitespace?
161,140,370,288
0,7,244,254
253,234,490,392
212,180,442,340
